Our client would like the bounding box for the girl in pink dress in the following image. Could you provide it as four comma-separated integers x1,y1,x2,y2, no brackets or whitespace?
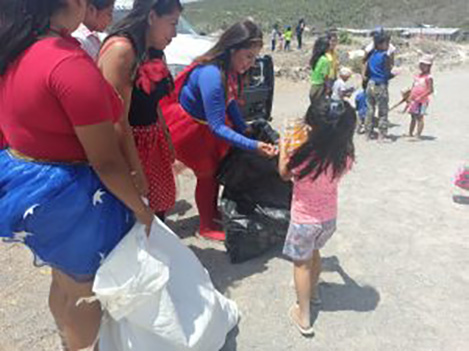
279,100,356,336
407,55,434,139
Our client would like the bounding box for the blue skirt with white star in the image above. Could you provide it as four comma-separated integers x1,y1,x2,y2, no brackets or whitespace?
0,150,135,282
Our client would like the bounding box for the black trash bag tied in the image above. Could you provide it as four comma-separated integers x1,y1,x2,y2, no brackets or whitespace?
217,120,292,264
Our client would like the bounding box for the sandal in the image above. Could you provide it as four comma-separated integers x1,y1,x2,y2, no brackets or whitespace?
311,296,322,306
289,306,315,337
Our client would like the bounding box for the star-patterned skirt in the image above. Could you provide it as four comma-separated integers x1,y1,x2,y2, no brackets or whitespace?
0,150,135,282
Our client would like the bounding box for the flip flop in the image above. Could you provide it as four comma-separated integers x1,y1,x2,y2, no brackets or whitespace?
311,296,322,306
288,306,315,337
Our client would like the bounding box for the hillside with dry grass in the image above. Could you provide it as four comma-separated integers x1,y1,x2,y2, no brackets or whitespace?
185,0,469,33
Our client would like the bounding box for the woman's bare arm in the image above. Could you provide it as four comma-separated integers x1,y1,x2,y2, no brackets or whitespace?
98,40,149,196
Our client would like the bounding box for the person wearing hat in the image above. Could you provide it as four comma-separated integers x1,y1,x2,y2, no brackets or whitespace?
331,67,354,101
405,54,434,139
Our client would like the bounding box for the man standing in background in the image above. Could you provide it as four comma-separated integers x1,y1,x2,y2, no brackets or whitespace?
296,19,305,50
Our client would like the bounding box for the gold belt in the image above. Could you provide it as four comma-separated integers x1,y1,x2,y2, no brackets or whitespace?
192,117,208,125
8,149,87,165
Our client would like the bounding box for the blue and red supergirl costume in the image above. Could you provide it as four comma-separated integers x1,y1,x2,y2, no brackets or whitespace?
0,35,134,281
100,39,176,216
161,64,258,239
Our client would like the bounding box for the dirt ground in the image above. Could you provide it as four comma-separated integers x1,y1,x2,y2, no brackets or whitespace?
1,64,468,351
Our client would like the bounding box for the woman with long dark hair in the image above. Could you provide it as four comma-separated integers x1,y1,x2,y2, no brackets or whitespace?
162,19,277,241
309,36,331,103
98,0,182,220
0,0,153,349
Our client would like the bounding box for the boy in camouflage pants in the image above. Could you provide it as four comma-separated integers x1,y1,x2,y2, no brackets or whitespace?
364,33,393,140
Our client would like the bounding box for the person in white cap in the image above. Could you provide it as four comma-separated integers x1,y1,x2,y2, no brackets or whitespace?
405,54,434,139
331,67,354,101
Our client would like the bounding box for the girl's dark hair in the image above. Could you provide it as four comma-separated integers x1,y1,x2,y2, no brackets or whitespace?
195,19,263,98
309,36,330,70
374,31,390,47
91,0,115,10
0,0,66,75
105,0,182,64
288,99,356,181
196,19,263,67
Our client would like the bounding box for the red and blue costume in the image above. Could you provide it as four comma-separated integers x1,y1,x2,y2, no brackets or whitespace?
162,64,258,240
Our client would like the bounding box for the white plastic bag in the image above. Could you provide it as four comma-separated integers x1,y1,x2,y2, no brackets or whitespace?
94,218,239,351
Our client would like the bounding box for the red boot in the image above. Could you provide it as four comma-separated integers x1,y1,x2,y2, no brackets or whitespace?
195,176,226,241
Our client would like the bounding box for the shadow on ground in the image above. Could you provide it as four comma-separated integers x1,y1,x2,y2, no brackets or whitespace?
311,255,380,325
168,210,379,346
168,199,194,217
166,216,199,239
188,245,282,294
406,135,437,142
453,195,469,205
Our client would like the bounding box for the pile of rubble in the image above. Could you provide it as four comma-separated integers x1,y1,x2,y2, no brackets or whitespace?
265,36,469,82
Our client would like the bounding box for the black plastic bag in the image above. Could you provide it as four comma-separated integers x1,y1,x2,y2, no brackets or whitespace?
218,121,292,263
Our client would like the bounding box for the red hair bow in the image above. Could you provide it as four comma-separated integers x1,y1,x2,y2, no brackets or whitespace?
136,59,171,95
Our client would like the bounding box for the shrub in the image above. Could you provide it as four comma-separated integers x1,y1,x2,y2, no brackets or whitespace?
338,31,352,45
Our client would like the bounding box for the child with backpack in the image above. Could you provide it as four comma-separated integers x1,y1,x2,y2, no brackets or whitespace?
279,99,356,336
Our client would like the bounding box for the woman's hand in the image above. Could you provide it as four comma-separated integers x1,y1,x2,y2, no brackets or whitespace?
131,169,149,196
134,206,154,236
257,142,278,158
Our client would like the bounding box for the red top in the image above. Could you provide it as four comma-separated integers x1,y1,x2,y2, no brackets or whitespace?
0,36,123,161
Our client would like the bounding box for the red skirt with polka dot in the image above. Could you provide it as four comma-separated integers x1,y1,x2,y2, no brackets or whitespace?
132,123,176,213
